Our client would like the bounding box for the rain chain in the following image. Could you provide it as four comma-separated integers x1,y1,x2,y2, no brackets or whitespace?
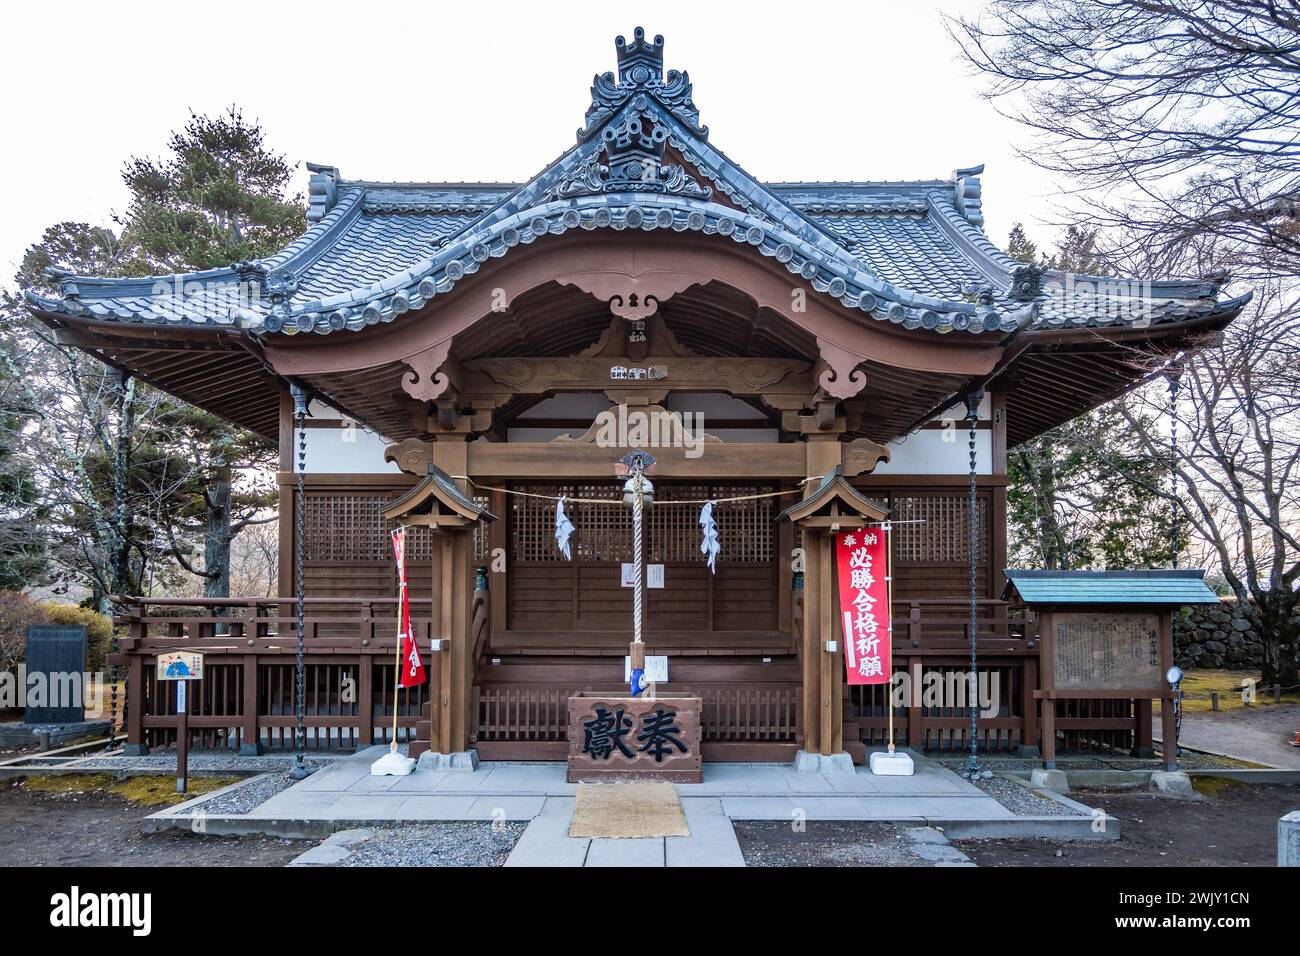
291,384,310,779
964,391,984,780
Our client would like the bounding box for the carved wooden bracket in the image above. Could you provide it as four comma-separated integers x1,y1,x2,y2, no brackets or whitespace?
400,341,452,402
842,437,891,477
555,270,707,322
815,338,868,400
385,437,435,476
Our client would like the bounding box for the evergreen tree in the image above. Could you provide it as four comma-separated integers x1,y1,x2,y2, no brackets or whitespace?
116,107,303,597
1004,225,1179,570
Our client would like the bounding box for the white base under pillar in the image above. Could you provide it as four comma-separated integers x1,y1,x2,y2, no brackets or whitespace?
370,751,416,776
416,749,480,772
792,751,856,774
868,749,915,776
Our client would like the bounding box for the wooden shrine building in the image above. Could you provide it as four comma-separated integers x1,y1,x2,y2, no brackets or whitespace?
28,28,1246,764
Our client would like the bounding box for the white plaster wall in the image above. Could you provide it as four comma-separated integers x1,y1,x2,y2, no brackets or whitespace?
293,400,400,474
873,394,994,476
874,430,993,475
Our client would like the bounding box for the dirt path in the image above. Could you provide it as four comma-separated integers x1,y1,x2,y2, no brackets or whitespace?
959,782,1299,867
0,780,311,867
1158,703,1300,769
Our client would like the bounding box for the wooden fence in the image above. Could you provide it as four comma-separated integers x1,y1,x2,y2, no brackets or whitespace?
111,595,1146,758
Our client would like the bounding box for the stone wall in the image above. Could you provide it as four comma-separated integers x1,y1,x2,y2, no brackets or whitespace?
1175,599,1269,669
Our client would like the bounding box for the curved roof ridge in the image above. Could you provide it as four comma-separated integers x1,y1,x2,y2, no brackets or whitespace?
926,191,1019,284
261,185,366,272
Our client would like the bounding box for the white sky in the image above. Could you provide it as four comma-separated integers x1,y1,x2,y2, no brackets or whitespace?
0,0,1059,290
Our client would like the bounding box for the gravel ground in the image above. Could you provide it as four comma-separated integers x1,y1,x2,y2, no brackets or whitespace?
71,751,338,773
189,771,298,815
971,774,1085,816
335,823,526,867
935,751,1249,772
736,822,958,866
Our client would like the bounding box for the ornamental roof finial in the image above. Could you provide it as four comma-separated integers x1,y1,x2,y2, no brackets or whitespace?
615,27,664,85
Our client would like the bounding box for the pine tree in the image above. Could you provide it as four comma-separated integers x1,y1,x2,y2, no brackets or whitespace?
116,108,304,597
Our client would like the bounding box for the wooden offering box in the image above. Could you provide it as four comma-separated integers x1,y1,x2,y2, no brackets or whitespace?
567,691,703,783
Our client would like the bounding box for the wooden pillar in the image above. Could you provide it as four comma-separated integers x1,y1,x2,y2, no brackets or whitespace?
1021,655,1039,756
800,530,822,755
1134,698,1153,756
907,656,923,749
356,653,374,749
240,654,262,755
428,530,475,753
1157,611,1177,771
818,531,837,756
125,654,146,753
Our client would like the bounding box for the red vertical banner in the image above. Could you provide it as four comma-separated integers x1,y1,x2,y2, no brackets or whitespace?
836,528,891,685
391,528,426,688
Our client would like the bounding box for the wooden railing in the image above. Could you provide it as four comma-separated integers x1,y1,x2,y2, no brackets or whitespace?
113,596,434,752
108,594,1142,757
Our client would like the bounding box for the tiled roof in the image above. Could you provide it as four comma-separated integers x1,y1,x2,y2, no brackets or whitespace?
1004,569,1220,606
26,30,1245,341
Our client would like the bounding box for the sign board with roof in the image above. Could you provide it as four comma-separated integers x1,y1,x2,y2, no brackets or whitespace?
1003,570,1219,771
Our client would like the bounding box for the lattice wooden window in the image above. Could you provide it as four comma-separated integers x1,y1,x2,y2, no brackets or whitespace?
890,493,988,564
510,483,775,564
303,491,490,563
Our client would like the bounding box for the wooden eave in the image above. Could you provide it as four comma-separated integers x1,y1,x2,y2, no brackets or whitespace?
382,465,497,525
39,313,282,441
995,310,1240,447
779,466,889,526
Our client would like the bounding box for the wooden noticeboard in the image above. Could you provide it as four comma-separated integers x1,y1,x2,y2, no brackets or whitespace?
1052,612,1162,691
1034,608,1178,771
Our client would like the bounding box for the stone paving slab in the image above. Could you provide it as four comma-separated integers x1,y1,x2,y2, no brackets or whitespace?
246,756,1009,825
504,795,745,867
503,798,590,867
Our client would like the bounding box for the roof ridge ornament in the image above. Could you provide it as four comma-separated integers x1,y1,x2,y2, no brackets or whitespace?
616,27,664,85
579,28,707,143
553,114,712,201
306,162,340,223
951,164,984,228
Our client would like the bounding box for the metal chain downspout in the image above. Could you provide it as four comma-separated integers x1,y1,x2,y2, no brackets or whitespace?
291,384,310,779
1168,369,1183,753
965,390,985,780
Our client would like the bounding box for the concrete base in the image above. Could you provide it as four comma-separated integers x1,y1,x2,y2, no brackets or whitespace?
369,751,416,777
0,719,111,749
1150,770,1195,797
1030,768,1070,793
416,749,480,772
239,741,265,756
1279,811,1300,867
792,751,855,775
122,743,149,756
869,750,915,776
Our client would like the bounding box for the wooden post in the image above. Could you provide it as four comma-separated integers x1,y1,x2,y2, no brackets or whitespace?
907,656,923,749
1158,611,1178,771
241,654,262,755
1039,611,1056,769
1022,655,1039,756
818,532,835,756
1134,698,1153,756
126,655,146,754
357,654,374,749
426,531,475,754
800,530,821,755
175,680,189,794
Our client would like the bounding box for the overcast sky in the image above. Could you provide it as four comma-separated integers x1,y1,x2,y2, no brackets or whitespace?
0,0,1060,290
